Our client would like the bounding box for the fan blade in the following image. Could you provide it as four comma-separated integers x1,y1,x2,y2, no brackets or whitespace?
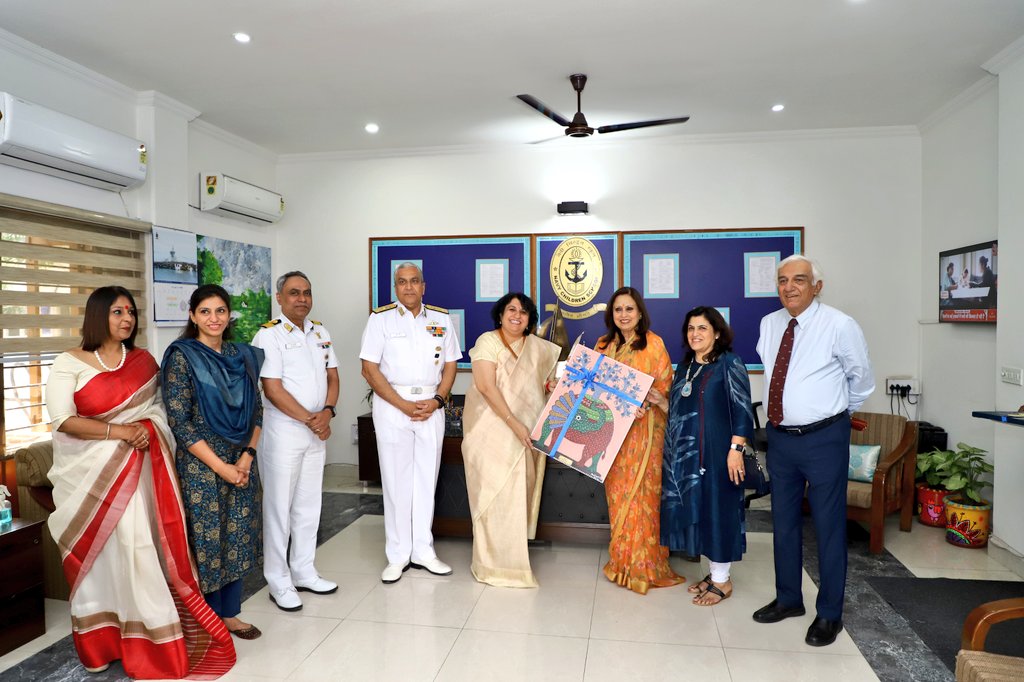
517,94,571,127
597,116,690,134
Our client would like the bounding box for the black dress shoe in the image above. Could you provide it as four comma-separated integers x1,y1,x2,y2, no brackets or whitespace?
805,616,843,646
752,599,806,623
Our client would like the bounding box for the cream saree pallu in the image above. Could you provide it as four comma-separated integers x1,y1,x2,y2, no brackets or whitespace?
462,332,561,587
48,350,235,680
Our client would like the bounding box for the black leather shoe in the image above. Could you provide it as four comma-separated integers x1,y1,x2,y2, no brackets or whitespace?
805,616,843,646
752,599,806,623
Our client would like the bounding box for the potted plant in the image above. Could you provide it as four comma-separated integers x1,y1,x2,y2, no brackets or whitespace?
931,442,994,548
915,448,951,527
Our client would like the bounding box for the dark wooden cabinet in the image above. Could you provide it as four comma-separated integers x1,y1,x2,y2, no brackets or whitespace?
0,518,46,656
357,412,610,543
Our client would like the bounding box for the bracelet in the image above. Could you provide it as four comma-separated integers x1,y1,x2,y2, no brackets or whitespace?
433,394,446,409
105,423,111,440
505,414,514,423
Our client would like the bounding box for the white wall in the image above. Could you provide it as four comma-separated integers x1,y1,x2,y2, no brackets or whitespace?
918,82,999,452
992,53,1024,556
278,132,922,465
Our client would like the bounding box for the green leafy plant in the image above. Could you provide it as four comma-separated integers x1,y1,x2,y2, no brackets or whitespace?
916,442,994,503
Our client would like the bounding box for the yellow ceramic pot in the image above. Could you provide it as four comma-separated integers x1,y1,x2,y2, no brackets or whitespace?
943,495,992,548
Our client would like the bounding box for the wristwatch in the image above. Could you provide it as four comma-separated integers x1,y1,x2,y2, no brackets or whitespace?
729,443,745,453
242,446,257,459
324,404,336,418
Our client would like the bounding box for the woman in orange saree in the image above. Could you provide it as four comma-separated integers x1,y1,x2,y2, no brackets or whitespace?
45,286,235,679
596,286,685,595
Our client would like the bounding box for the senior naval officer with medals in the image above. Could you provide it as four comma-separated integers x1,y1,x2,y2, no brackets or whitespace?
360,262,461,583
251,271,340,611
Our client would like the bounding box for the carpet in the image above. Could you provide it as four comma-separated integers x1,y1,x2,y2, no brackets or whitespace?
868,576,1024,673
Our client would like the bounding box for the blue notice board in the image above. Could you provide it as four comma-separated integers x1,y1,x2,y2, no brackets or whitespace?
623,228,803,371
370,236,531,369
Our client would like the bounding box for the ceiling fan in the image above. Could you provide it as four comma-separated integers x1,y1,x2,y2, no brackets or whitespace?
517,73,690,139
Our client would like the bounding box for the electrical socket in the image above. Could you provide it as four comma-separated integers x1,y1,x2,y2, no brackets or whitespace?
1001,366,1024,386
885,377,921,396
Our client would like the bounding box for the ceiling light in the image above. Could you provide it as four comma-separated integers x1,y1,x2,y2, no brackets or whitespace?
364,123,380,134
772,104,785,112
233,32,251,44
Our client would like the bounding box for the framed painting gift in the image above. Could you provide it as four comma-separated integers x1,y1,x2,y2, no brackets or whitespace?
530,344,654,483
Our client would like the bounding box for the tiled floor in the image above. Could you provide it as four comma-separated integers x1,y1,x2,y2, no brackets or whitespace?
2,465,1021,682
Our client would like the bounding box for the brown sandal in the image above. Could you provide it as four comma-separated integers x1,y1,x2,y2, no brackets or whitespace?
687,573,713,594
229,624,262,640
693,582,731,606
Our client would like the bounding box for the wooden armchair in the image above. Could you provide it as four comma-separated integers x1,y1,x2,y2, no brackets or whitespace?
957,598,1024,680
846,411,918,554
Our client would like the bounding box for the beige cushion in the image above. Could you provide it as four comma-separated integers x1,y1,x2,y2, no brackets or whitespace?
846,480,873,509
956,649,1024,682
14,440,54,488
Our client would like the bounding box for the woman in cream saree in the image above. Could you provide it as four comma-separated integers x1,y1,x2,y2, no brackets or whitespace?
462,293,561,587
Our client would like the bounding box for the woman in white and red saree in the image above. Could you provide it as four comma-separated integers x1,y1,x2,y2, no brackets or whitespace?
45,286,235,679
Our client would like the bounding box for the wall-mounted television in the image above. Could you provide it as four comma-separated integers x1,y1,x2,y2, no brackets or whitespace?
938,240,997,323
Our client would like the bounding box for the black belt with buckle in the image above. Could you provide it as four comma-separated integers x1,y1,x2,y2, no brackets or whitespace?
771,411,847,436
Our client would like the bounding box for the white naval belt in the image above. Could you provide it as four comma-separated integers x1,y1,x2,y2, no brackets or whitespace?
391,384,438,396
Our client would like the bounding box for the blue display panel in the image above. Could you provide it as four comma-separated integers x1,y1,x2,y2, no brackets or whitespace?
370,236,531,369
623,228,803,371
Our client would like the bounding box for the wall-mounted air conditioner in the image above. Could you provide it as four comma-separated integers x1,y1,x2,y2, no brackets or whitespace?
198,172,284,225
0,92,147,191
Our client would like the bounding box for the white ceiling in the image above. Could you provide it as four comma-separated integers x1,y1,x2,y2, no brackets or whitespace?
2,0,1023,155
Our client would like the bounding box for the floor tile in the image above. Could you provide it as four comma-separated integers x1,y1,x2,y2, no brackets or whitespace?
437,629,588,682
289,620,459,682
589,578,720,647
243,569,379,618
465,584,595,637
348,575,485,628
228,614,341,679
724,647,879,681
583,639,731,681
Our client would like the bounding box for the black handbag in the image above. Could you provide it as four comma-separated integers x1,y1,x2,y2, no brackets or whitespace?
742,447,771,497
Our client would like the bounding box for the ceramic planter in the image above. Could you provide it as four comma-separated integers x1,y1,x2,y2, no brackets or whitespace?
943,495,992,548
916,483,947,527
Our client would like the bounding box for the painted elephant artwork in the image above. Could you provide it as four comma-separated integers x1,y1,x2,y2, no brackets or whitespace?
536,393,615,474
530,344,654,483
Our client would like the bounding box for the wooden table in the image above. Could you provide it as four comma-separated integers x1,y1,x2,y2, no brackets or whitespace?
357,412,611,544
0,518,46,656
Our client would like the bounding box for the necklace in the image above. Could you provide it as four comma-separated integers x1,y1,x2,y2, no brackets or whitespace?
95,343,127,372
680,360,705,397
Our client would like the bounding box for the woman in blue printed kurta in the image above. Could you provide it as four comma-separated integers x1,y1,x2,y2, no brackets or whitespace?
660,306,754,606
162,284,265,639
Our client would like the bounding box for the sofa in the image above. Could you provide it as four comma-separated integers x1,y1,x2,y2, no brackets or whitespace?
14,441,69,600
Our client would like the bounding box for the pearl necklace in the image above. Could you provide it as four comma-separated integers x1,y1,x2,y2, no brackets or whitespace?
680,360,706,397
95,343,127,372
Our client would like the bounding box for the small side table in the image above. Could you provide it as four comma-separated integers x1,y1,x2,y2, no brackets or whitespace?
0,518,46,656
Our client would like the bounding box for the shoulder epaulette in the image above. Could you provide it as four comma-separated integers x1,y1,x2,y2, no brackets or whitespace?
424,304,449,314
310,319,323,326
261,319,282,328
373,302,398,314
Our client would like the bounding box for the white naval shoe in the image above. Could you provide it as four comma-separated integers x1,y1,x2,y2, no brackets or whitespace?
409,557,453,576
294,576,338,595
269,586,303,611
381,563,411,584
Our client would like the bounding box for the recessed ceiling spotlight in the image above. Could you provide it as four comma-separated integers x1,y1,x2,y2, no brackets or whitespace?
233,32,251,44
365,123,380,134
772,104,785,112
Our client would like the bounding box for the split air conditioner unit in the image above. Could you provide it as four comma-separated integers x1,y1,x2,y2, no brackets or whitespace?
198,172,285,225
0,92,147,191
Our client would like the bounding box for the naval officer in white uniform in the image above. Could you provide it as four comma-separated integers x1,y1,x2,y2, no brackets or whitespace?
252,271,340,610
360,262,461,583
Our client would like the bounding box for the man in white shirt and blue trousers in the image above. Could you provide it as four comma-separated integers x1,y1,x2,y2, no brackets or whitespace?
752,254,874,647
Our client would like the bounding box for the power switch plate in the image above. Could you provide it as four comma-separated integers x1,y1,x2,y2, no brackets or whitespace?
1000,366,1024,386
